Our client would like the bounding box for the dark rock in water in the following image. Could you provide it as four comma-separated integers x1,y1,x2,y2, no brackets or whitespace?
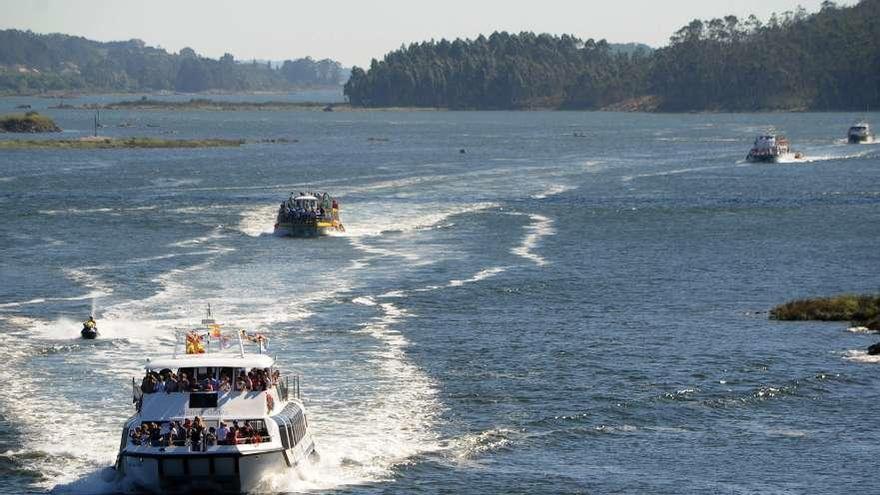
867,342,880,355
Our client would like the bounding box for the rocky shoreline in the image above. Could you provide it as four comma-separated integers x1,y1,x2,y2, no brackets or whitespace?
771,294,880,355
0,136,245,149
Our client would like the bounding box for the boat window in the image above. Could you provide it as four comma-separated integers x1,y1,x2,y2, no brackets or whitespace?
189,392,218,408
273,416,292,449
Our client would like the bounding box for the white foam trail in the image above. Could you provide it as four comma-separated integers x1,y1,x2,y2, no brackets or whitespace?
452,428,514,461
622,164,733,182
344,201,498,266
510,213,555,267
0,291,106,309
844,350,880,363
530,184,574,199
448,267,507,287
343,201,498,238
237,204,279,237
38,206,158,216
352,296,377,306
774,147,874,164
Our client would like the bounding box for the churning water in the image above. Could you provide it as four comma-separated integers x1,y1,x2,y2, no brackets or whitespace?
1,102,879,494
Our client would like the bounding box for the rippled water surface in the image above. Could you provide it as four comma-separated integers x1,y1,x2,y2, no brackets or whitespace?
1,100,879,494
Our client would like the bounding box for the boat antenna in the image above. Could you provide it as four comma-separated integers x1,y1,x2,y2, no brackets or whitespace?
237,329,245,358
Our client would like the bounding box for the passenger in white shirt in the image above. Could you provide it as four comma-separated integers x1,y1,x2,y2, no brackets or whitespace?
217,422,229,445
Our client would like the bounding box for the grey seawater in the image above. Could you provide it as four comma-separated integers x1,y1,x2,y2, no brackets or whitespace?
0,102,879,494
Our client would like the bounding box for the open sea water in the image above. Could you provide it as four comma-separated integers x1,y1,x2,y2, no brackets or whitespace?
0,98,879,494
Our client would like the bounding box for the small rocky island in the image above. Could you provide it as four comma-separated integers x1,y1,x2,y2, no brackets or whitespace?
0,112,62,133
770,294,880,329
771,294,880,354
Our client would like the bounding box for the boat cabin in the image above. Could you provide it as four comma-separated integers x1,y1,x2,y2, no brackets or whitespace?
290,195,319,211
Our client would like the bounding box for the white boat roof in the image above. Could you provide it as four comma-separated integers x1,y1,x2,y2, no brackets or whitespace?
293,195,318,201
146,353,275,370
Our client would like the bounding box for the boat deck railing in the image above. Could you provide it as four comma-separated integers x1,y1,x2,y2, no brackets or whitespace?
277,374,300,401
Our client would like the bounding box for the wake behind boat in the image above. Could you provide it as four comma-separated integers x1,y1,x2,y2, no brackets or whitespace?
274,191,344,237
115,307,316,493
746,133,803,163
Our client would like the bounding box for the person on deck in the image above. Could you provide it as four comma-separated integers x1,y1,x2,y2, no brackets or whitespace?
217,421,229,445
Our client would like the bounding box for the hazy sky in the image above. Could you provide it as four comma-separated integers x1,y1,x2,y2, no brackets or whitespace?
0,0,851,67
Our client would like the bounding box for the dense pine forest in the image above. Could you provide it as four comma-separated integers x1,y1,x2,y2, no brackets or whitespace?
0,30,345,94
345,0,880,111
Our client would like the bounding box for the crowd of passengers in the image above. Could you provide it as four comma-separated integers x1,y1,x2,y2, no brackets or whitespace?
141,368,280,394
130,417,268,449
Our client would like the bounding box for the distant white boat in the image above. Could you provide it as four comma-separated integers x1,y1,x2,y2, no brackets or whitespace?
115,307,316,493
746,133,803,163
847,121,874,144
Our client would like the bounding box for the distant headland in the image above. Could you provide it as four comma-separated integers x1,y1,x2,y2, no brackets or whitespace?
0,30,346,96
344,1,879,112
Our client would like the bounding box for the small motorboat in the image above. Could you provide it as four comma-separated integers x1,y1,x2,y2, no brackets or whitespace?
81,317,99,339
847,121,874,144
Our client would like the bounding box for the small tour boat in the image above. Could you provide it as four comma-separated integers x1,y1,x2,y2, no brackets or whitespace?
847,121,874,144
115,307,317,493
274,191,344,238
746,134,803,163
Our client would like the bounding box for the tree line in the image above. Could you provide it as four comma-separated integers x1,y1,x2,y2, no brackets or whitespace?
345,0,880,111
0,30,346,94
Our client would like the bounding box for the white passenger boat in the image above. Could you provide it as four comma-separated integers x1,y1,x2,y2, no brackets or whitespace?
115,308,316,493
847,120,874,144
746,133,803,163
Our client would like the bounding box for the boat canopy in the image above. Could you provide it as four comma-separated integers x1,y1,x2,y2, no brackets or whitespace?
146,354,275,371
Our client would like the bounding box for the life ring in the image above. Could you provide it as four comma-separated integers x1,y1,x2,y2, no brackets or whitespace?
266,393,275,412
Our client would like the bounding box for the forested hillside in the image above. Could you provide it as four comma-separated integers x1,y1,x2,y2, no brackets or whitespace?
0,30,345,94
345,0,880,111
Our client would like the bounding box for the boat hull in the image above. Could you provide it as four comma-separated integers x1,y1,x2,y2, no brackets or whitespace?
848,135,872,144
118,441,315,494
746,154,781,163
746,152,798,163
273,222,328,238
81,327,98,339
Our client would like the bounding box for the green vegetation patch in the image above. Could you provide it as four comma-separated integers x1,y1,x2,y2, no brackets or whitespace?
78,98,344,112
0,112,61,132
771,294,880,329
0,137,244,149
